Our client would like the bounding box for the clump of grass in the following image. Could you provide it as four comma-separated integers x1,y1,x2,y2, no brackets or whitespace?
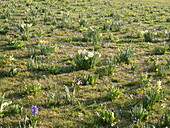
115,45,135,64
158,108,170,127
78,73,98,85
105,56,116,76
0,25,9,34
0,94,12,116
38,41,58,55
139,80,164,110
139,72,152,87
9,104,23,114
83,27,103,44
64,85,76,104
131,104,151,124
25,83,42,95
0,67,18,77
0,54,15,67
6,40,25,49
152,43,168,55
144,31,154,42
96,108,118,127
107,85,122,100
150,60,169,76
45,91,61,107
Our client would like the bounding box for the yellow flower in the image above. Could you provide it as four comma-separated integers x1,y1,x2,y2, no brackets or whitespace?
39,40,46,44
143,73,148,80
156,68,158,72
79,27,84,32
50,12,54,14
116,48,120,52
157,85,162,90
106,20,110,23
156,80,162,86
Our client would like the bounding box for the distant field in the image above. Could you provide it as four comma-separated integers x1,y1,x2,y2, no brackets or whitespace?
0,0,169,127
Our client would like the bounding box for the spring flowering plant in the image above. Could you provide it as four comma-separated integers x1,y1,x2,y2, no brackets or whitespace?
140,80,164,110
96,108,118,127
139,72,152,87
16,22,32,32
31,105,38,115
29,105,39,127
130,104,150,124
83,27,103,44
38,40,58,55
74,49,101,70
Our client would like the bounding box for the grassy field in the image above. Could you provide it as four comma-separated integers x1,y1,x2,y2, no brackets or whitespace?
0,0,170,127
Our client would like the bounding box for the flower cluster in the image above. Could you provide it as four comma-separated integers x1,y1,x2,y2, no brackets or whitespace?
30,105,38,116
17,23,32,32
20,23,32,28
140,72,152,87
77,49,101,61
156,80,162,93
74,49,101,70
39,40,47,44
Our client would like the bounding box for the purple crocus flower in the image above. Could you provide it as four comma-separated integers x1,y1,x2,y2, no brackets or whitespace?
31,105,38,115
39,55,45,58
15,27,19,30
132,118,139,123
107,41,111,45
101,42,104,46
60,95,63,98
133,119,137,123
130,77,134,82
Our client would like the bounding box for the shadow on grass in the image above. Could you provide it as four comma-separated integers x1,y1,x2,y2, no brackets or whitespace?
6,92,26,100
28,64,78,76
84,96,109,106
0,121,19,128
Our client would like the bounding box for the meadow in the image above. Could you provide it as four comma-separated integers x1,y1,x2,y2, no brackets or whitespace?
0,0,170,127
